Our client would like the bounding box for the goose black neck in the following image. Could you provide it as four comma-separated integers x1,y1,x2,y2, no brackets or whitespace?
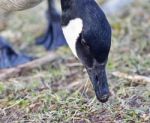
61,0,72,12
60,0,106,27
61,0,95,11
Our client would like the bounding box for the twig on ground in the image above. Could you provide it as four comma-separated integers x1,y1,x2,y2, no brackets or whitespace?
0,52,59,81
66,63,82,67
112,71,150,83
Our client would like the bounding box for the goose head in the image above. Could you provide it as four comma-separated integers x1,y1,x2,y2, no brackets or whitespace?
61,0,111,103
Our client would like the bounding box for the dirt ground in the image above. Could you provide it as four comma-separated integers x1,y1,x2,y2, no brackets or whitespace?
0,0,150,123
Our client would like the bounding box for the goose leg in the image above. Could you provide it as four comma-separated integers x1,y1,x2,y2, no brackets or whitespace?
36,0,67,50
0,37,34,69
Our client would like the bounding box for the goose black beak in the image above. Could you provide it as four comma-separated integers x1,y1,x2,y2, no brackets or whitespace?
86,63,110,103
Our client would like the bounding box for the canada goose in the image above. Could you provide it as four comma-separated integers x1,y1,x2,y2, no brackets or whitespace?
0,0,66,68
0,0,43,68
61,0,111,103
0,0,112,103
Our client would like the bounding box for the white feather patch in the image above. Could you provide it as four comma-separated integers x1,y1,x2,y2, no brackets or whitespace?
62,18,83,57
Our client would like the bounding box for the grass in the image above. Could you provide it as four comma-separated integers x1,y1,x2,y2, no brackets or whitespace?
0,0,150,122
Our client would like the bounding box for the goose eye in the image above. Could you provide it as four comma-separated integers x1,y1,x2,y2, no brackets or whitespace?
81,39,88,47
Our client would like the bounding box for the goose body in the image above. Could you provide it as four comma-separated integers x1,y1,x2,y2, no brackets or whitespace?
0,0,43,14
61,0,111,102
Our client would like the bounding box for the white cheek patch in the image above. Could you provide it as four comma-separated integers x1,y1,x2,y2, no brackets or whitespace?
62,18,83,57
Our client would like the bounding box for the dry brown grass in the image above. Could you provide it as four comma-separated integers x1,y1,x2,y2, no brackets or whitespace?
0,0,150,122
